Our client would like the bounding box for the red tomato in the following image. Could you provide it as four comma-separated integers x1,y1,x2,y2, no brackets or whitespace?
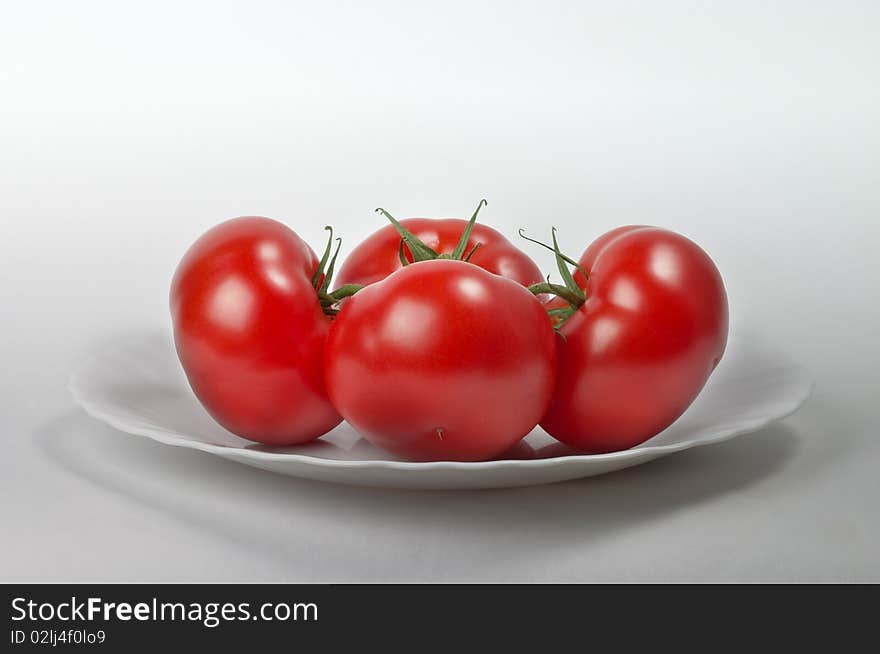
325,259,557,462
335,217,544,289
540,226,728,453
170,217,342,445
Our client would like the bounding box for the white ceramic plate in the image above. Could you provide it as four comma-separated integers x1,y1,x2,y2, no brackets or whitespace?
69,332,811,490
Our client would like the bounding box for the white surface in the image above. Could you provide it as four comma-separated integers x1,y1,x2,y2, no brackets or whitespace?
1,1,878,580
70,332,812,489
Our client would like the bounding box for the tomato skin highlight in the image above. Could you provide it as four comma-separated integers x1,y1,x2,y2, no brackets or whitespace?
335,218,544,289
170,217,342,445
325,260,557,462
541,227,729,453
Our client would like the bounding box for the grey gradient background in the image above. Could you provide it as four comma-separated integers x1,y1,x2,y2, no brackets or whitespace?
1,1,878,581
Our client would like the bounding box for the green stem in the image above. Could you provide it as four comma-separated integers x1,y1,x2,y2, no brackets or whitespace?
311,226,334,289
327,284,363,302
318,237,343,295
375,200,489,263
375,208,438,261
463,241,483,262
451,199,488,260
309,226,362,316
527,282,585,308
518,228,589,285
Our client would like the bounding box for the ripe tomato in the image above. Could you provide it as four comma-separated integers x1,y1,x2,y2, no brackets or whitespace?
537,226,728,453
335,204,544,289
170,217,343,445
325,259,557,462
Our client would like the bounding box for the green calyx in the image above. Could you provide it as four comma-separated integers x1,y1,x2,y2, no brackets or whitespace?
520,227,589,328
312,226,362,316
376,199,488,266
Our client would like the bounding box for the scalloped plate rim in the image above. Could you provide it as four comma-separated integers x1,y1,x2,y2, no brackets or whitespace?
68,346,813,474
